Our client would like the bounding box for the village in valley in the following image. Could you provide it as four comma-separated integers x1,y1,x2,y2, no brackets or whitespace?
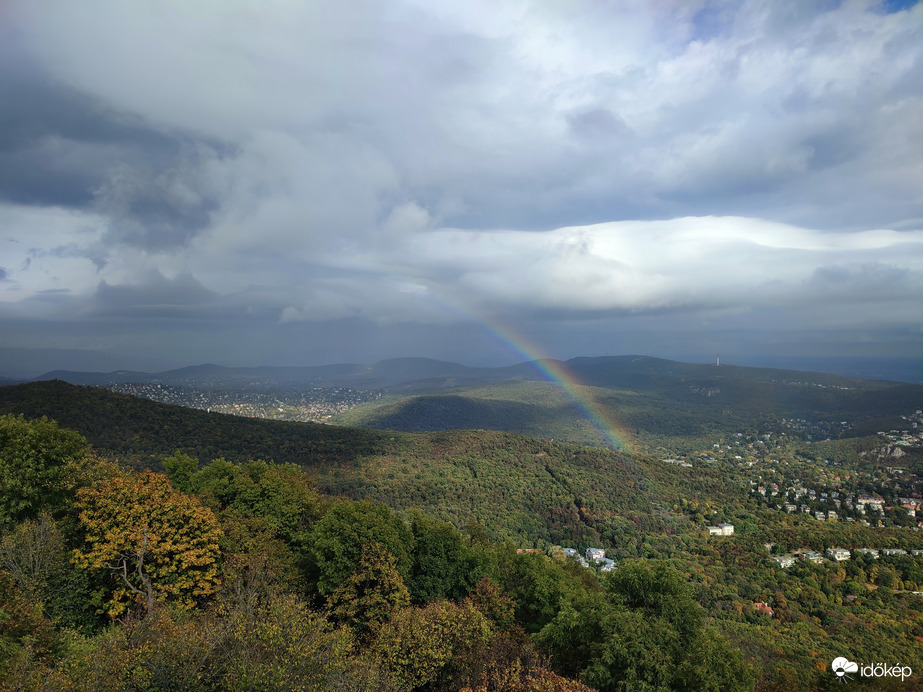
105,381,381,423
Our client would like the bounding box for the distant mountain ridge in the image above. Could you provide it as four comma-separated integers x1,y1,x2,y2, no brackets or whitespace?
29,357,483,389
29,354,905,390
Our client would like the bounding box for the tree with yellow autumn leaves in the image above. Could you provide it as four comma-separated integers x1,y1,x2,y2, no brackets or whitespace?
73,469,222,617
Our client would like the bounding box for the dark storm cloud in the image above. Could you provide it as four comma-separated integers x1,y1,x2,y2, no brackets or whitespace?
0,46,226,250
807,262,916,302
94,271,214,305
0,73,124,208
1,59,149,200
92,146,225,251
0,270,270,331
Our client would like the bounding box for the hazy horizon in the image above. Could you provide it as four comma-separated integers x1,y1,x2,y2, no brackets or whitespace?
3,348,921,385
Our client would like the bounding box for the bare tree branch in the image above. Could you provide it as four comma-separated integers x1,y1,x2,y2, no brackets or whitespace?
107,527,155,616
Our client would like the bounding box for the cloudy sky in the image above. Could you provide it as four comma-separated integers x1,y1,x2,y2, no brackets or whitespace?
1,0,921,377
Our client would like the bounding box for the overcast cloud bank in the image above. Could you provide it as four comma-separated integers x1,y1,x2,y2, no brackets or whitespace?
1,0,921,373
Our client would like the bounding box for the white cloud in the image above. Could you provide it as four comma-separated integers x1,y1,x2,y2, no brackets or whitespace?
375,217,923,316
193,215,917,332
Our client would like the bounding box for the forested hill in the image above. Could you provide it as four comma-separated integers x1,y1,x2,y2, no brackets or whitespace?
334,365,922,450
0,379,392,467
0,380,736,545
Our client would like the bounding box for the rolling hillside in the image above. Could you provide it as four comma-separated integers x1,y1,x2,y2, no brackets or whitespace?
0,380,735,545
333,358,920,450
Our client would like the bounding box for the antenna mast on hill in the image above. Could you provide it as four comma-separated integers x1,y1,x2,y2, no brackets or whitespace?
716,353,720,367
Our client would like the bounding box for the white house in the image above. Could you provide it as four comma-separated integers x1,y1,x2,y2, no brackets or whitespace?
857,495,885,511
771,555,796,568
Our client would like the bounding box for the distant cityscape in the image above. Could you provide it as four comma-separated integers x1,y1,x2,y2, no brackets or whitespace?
104,382,381,423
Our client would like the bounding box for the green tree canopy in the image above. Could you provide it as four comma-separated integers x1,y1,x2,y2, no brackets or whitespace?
407,510,474,604
308,499,413,596
165,456,324,548
0,414,99,529
536,561,753,692
373,598,492,691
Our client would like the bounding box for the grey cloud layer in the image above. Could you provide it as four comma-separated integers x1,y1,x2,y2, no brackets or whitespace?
1,0,921,366
10,0,922,228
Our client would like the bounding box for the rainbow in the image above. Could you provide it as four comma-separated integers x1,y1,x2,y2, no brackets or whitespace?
427,296,634,452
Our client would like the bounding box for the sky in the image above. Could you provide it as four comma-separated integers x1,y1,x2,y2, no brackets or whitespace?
1,0,921,378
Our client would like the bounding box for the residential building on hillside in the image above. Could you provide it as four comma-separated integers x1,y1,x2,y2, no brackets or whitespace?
586,548,606,561
753,602,774,617
708,524,734,536
855,548,879,558
771,555,796,568
857,494,885,511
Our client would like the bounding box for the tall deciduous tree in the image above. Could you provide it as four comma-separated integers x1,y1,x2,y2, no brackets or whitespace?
372,598,491,691
0,415,103,529
309,499,413,596
73,470,223,617
407,510,473,604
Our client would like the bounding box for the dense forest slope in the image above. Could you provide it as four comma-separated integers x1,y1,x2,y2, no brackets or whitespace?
0,411,762,691
0,380,390,467
0,380,735,545
3,380,923,690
